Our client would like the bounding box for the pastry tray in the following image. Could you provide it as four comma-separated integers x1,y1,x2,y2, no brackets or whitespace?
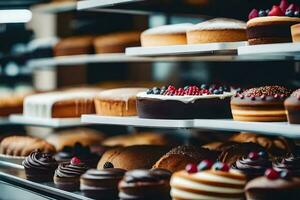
125,42,247,57
81,115,300,138
238,42,300,56
0,162,92,200
9,114,87,128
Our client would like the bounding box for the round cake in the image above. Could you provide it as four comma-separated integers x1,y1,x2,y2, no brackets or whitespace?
247,1,300,45
231,86,291,122
137,85,233,119
284,89,300,124
170,161,246,200
186,18,247,44
141,23,193,47
94,88,146,116
245,168,300,200
291,23,300,42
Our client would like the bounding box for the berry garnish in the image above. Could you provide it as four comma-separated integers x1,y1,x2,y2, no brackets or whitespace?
185,163,198,174
287,3,297,12
259,9,268,17
70,157,81,165
265,168,280,180
280,0,289,13
295,10,300,17
249,9,259,19
103,162,114,169
258,151,268,159
212,162,230,172
269,5,285,16
248,152,259,160
280,170,292,179
146,88,153,94
197,160,213,171
286,9,294,17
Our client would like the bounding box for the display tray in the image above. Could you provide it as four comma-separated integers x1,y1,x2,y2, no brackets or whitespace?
0,163,92,200
126,42,247,57
81,115,300,138
9,114,86,128
238,42,300,56
0,117,10,125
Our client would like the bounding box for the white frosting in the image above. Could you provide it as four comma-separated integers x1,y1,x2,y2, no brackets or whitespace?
27,37,59,51
188,18,246,31
97,88,147,101
24,90,99,118
137,92,233,104
142,23,194,35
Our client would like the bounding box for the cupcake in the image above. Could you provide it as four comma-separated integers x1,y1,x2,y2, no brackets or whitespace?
54,157,89,191
80,168,126,200
232,151,272,180
284,89,300,124
170,161,246,200
245,168,300,200
22,150,58,182
118,168,171,200
54,143,100,168
231,85,291,122
273,155,300,176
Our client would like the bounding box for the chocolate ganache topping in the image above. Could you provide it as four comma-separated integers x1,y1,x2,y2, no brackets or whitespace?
273,155,300,176
55,158,88,178
124,169,171,183
22,150,57,170
232,151,272,177
82,168,126,180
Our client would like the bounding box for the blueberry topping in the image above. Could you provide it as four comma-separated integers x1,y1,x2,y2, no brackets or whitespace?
161,86,167,91
285,9,294,17
265,9,270,15
259,9,267,17
213,89,221,95
294,10,300,17
146,89,153,94
201,84,208,89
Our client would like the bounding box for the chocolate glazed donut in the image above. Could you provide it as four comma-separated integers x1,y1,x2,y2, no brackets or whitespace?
80,168,126,200
119,169,172,200
22,150,57,182
54,160,88,191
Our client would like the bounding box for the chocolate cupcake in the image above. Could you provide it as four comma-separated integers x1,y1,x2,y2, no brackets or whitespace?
231,86,291,122
54,143,100,168
119,168,171,200
232,151,272,180
245,168,300,200
284,89,300,124
22,150,58,182
80,168,126,200
54,157,89,191
274,155,300,177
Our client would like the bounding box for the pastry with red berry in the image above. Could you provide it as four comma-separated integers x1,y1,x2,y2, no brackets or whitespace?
247,0,300,45
245,168,300,200
232,151,272,181
136,84,233,119
231,85,291,122
170,161,246,200
54,157,89,191
284,89,300,124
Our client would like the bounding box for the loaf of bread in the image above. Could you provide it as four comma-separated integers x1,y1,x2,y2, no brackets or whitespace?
54,36,94,56
0,136,56,157
46,128,106,151
153,145,219,173
97,145,172,170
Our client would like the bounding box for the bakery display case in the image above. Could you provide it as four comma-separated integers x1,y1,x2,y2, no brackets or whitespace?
2,0,300,199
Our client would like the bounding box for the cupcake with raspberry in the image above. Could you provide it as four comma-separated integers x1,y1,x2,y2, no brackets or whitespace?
231,85,291,122
247,0,300,45
170,161,246,200
232,151,272,181
245,168,300,200
137,84,233,119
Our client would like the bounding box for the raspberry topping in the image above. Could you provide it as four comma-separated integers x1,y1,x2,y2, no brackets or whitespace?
248,152,259,160
249,9,259,20
212,162,230,172
269,5,285,16
280,0,289,12
185,163,198,174
70,157,81,165
265,168,280,180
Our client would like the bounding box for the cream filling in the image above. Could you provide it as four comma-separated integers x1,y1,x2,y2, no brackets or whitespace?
137,92,233,104
231,109,286,116
171,188,243,200
188,18,246,31
171,177,244,194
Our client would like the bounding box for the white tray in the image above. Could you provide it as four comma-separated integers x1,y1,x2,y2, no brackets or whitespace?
126,42,247,57
238,42,300,56
0,154,24,169
81,115,194,128
9,114,85,128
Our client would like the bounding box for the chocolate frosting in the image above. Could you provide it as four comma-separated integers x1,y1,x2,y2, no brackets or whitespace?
55,162,88,178
22,150,57,170
81,168,126,180
124,169,171,183
232,155,271,177
274,156,300,176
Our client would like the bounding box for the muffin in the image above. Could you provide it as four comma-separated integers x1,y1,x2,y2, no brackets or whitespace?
80,168,126,200
22,150,58,182
118,168,171,200
232,151,272,180
54,157,89,191
231,86,291,122
170,161,246,200
245,168,300,200
284,89,300,124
